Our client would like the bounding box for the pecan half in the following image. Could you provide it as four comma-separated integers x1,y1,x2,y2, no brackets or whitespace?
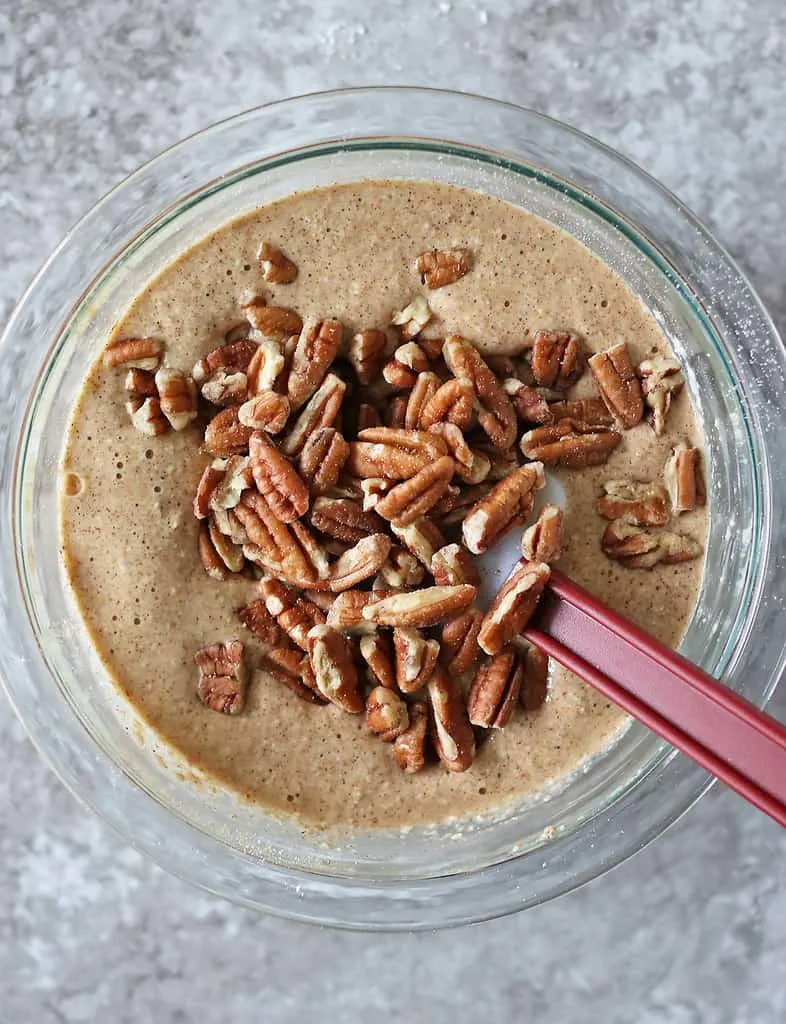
376,546,425,589
548,396,613,426
124,367,158,397
236,491,324,585
664,443,705,514
443,335,517,450
467,648,523,728
601,519,703,568
455,448,491,485
127,396,169,436
280,372,345,457
329,534,392,592
393,701,429,773
194,640,247,715
405,371,441,429
530,330,584,390
258,242,298,284
432,483,493,528
261,578,326,650
588,342,643,429
347,427,448,480
383,342,429,388
310,497,385,544
390,517,446,568
287,319,343,411
415,247,470,289
520,645,549,710
238,391,291,433
362,585,477,628
428,666,475,773
308,625,364,713
419,378,474,430
326,589,400,635
262,645,325,704
428,422,472,469
104,337,164,370
596,480,670,526
391,295,432,340
203,407,254,457
431,543,480,587
638,355,684,435
375,455,455,526
348,329,388,386
359,633,397,690
393,627,440,693
462,463,545,554
208,455,252,513
199,518,245,579
521,505,563,563
193,462,226,519
193,338,259,385
478,561,551,656
201,370,249,407
248,431,309,522
237,598,289,648
246,338,285,394
299,427,350,495
503,379,554,425
441,608,483,675
366,686,410,741
243,300,303,340
520,419,621,468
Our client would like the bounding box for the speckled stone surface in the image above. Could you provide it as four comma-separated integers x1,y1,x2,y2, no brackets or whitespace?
2,1,786,1021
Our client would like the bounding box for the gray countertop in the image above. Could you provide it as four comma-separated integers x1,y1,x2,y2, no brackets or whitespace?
2,1,786,1021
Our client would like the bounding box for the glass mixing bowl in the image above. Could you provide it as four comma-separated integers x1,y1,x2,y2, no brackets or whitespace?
2,88,785,929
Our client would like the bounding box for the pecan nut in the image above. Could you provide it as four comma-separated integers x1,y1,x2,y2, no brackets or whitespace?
548,396,614,426
104,336,164,370
596,480,670,526
431,543,480,587
310,497,385,544
638,355,684,435
193,462,226,519
262,645,325,704
208,455,252,512
348,329,388,385
127,396,169,436
432,483,493,528
238,391,291,433
467,648,523,728
588,342,643,429
664,443,705,514
375,455,455,526
427,666,475,772
243,300,303,340
201,370,249,407
246,338,285,394
393,627,440,694
478,561,551,656
287,319,343,410
601,519,703,568
391,295,432,340
362,585,477,628
124,367,158,398
308,625,364,713
280,373,345,457
359,633,397,689
193,338,259,385
326,588,400,635
520,645,549,710
393,701,429,773
236,491,325,586
203,407,254,457
237,598,289,648
376,546,425,589
441,608,483,675
427,423,473,470
356,402,382,433
199,518,245,579
520,419,621,468
503,379,554,425
462,463,545,555
366,686,410,741
258,242,298,284
299,427,350,495
385,396,408,428
415,247,470,289
347,427,448,479
261,578,326,650
248,431,310,523
530,330,584,390
194,640,247,714
419,378,474,430
443,335,517,450
329,533,392,592
383,342,430,388
405,371,441,429
520,504,563,563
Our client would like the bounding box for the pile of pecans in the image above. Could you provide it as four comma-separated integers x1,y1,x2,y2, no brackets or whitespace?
103,243,704,776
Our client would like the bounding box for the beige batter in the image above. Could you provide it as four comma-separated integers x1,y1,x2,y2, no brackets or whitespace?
60,180,706,829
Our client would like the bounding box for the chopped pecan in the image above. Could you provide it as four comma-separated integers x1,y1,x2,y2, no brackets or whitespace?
248,431,309,523
588,343,643,429
431,543,480,587
391,295,432,340
194,640,247,715
299,428,350,495
432,483,493,528
664,443,705,514
467,648,523,728
262,645,325,704
390,517,446,568
383,342,430,388
375,455,455,526
236,491,323,585
601,519,703,568
280,373,345,457
462,463,545,555
203,407,253,457
329,533,392,592
638,355,684,435
310,496,385,544
415,247,470,289
405,371,441,429
596,480,670,526
478,561,551,655
193,338,259,384
521,504,563,563
287,318,343,411
393,701,429,773
347,427,448,479
529,330,584,390
393,627,440,693
441,608,483,675
104,337,164,370
366,686,410,741
548,396,613,426
243,300,303,340
201,370,249,407
237,598,288,648
193,462,226,519
520,645,549,710
520,419,621,468
127,396,169,436
258,242,298,284
359,633,397,689
443,335,517,450
419,378,474,430
427,666,475,772
124,367,158,397
362,585,477,628
246,338,285,394
326,588,399,635
377,546,425,589
308,625,364,713
261,578,326,650
238,391,291,433
503,379,554,425
348,329,388,385
356,402,382,432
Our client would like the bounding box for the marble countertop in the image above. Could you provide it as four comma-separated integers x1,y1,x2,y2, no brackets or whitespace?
2,1,786,1020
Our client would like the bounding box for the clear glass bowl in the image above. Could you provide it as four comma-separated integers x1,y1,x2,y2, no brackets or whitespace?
2,88,785,930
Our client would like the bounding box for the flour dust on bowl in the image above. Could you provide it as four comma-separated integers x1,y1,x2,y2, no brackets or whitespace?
1,89,784,930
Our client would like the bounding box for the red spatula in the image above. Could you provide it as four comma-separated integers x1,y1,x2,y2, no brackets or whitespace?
522,566,786,827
